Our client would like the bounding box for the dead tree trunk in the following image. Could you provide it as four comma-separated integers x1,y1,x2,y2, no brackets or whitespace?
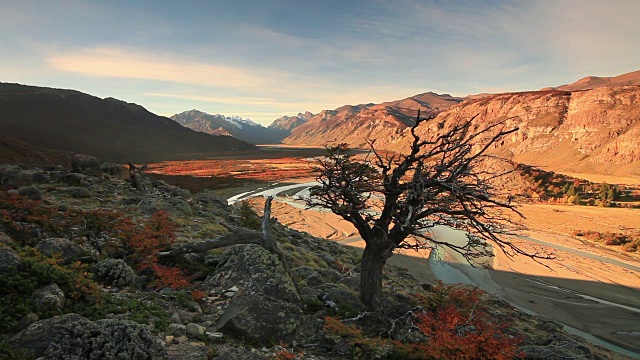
160,196,289,272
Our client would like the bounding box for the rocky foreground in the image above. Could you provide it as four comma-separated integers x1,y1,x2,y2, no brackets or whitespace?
0,155,633,359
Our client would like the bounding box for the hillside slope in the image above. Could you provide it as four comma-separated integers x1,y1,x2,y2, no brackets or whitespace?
0,83,255,163
283,92,462,148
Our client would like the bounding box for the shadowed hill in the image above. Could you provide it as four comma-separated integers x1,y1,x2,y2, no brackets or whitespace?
0,135,70,168
0,83,255,163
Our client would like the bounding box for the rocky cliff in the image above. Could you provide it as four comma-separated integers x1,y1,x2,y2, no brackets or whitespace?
387,86,640,176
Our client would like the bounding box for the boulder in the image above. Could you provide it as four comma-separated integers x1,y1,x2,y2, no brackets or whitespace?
101,162,129,179
311,283,365,313
217,294,302,344
214,348,268,360
518,345,579,359
45,318,167,359
0,166,48,187
0,231,13,245
71,154,102,176
167,342,209,360
17,185,44,200
33,283,65,312
205,244,299,304
138,197,194,216
35,237,90,262
0,245,22,270
63,186,92,198
186,323,206,338
9,313,89,358
167,324,187,337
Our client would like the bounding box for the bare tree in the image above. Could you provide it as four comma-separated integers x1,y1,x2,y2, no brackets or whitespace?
307,111,550,308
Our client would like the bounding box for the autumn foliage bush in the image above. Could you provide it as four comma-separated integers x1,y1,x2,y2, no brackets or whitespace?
0,189,194,290
323,281,522,359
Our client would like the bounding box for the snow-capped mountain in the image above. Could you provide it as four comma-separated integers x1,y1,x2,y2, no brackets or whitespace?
171,109,310,144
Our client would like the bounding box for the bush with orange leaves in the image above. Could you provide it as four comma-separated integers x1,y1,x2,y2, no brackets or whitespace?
323,281,523,359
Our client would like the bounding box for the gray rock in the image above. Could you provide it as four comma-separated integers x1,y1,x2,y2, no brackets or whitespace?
54,171,88,186
33,283,65,312
101,162,129,179
63,186,92,198
217,294,303,344
138,197,194,216
206,244,299,304
1,167,48,187
0,231,13,245
45,318,167,359
35,237,89,262
0,245,22,270
0,164,22,186
519,345,578,359
167,324,187,337
215,347,269,360
9,313,89,358
186,323,206,337
17,185,44,200
18,313,39,330
71,154,102,176
167,342,209,360
299,283,365,315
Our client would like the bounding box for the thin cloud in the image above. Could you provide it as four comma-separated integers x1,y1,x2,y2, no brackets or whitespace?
47,47,279,90
144,93,278,106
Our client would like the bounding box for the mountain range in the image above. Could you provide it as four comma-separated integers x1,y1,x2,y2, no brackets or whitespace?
1,69,639,177
171,110,313,144
281,70,640,177
283,92,462,149
0,83,254,163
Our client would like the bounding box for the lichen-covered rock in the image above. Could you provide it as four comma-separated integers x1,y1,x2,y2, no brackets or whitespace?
138,197,194,216
518,344,580,359
217,294,302,344
214,348,268,360
63,186,92,198
93,258,136,287
167,342,209,360
302,283,365,313
0,244,22,270
186,323,206,338
0,166,49,187
35,237,90,262
206,244,299,304
101,162,129,179
17,185,44,200
0,231,13,245
71,154,102,176
9,313,89,358
45,318,167,359
33,283,65,312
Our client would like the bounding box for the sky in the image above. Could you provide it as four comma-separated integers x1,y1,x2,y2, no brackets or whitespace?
1,0,639,125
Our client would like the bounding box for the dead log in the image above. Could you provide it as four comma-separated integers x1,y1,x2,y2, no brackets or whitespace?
159,228,262,257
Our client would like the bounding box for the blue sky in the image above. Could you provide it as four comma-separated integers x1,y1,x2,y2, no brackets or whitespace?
2,0,639,125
